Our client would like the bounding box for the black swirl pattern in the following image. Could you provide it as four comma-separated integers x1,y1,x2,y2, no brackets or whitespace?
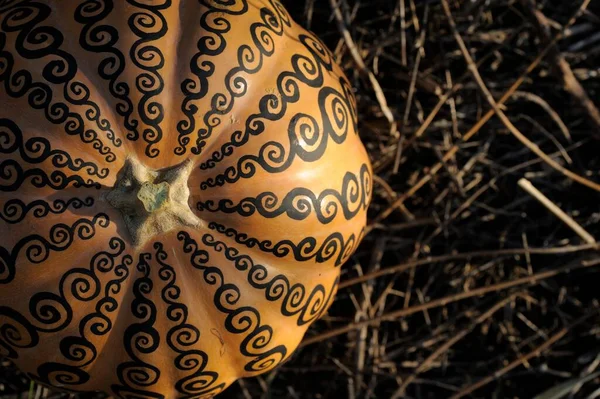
176,0,250,155
198,32,346,172
75,0,140,142
0,197,94,224
112,252,162,398
0,216,113,388
0,2,117,162
200,83,358,189
0,213,110,284
0,159,101,191
32,237,128,389
0,306,39,360
63,80,122,149
178,231,288,373
208,222,364,267
197,163,371,224
203,234,339,326
188,0,291,156
0,118,109,179
155,243,225,398
126,0,170,158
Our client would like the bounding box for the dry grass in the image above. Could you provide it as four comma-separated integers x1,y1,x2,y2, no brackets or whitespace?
2,0,600,398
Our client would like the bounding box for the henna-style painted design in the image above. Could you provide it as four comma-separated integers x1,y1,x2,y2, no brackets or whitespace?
0,159,101,191
155,242,225,398
0,306,39,359
0,197,94,224
75,0,141,142
126,0,170,158
208,222,364,267
197,163,371,224
32,237,128,389
0,118,109,179
0,3,117,162
111,252,162,397
189,0,291,156
0,213,110,284
197,33,346,172
199,83,357,189
178,231,288,373
176,0,249,155
202,234,339,326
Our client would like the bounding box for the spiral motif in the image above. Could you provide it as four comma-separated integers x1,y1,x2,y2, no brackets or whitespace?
124,0,170,158
203,233,339,326
178,231,289,374
76,0,141,141
151,242,225,397
198,163,371,224
112,252,161,396
0,306,39,359
0,197,94,224
207,221,363,267
0,214,109,284
0,118,109,179
189,0,288,156
0,3,117,162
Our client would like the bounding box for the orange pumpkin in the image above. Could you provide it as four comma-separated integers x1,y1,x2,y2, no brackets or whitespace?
0,0,371,397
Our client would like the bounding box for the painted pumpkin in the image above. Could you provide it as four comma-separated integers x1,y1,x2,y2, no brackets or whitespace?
0,0,371,397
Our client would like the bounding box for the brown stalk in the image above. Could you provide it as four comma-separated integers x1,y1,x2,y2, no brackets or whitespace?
440,0,600,192
300,257,598,347
520,0,600,136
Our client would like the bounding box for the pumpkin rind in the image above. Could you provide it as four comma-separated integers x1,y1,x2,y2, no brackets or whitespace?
0,0,372,397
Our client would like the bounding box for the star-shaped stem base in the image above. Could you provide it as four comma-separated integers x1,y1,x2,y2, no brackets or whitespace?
104,157,201,248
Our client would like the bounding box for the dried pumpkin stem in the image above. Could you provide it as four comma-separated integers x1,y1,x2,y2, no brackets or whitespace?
104,157,201,248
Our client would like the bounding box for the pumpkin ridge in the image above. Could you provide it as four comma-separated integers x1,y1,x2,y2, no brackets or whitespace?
0,160,102,192
175,2,248,156
197,32,339,173
201,231,338,326
29,237,130,391
177,230,289,377
196,162,372,224
190,0,289,157
0,3,119,163
0,197,95,224
62,78,123,150
206,221,365,267
81,250,135,392
154,242,226,397
111,251,162,397
0,118,111,180
199,84,358,189
126,0,171,159
75,0,142,143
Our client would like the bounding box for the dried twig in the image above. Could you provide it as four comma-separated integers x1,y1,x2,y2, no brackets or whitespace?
340,243,599,289
440,0,600,192
518,178,596,244
391,294,522,397
301,257,599,347
449,309,598,398
520,0,600,135
368,10,587,228
329,0,397,136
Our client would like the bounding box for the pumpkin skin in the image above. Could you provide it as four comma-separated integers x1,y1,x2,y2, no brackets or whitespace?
0,0,371,397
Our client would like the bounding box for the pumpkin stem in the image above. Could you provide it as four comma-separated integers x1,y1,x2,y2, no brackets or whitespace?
104,157,201,248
